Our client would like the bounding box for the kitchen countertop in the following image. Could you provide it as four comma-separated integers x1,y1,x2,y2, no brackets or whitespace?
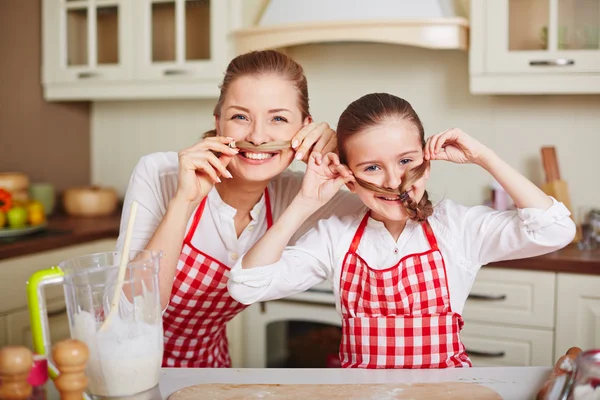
0,211,598,274
0,213,121,260
45,366,553,400
488,243,600,275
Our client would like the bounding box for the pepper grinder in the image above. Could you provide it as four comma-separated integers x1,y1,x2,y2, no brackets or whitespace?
52,339,89,400
0,346,33,400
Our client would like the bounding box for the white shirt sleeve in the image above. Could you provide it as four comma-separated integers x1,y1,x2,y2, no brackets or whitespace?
228,215,356,305
435,197,576,267
116,152,179,253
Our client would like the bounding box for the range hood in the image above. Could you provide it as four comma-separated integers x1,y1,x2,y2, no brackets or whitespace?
234,0,470,54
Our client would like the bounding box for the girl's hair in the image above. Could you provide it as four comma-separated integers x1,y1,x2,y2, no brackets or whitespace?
337,93,433,222
204,50,310,137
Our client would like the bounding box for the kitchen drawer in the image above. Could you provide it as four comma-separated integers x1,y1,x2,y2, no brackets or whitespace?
461,322,554,367
462,267,555,329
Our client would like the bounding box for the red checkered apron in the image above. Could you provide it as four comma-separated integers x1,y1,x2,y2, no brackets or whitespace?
162,189,272,367
339,212,472,369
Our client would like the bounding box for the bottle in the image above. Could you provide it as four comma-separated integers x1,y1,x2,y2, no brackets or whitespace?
27,354,48,400
491,180,513,211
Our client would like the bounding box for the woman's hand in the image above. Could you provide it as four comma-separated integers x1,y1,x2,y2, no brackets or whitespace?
296,152,354,208
175,136,239,203
424,128,492,166
291,122,337,163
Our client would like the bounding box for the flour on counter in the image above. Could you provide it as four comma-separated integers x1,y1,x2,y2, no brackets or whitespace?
71,310,163,397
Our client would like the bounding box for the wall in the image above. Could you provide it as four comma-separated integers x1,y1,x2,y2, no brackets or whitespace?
92,43,600,215
0,1,90,193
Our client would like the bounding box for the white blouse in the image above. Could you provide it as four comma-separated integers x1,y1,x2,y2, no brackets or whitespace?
228,198,576,315
116,152,365,268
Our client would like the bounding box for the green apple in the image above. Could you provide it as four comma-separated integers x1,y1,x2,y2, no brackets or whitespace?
7,206,28,228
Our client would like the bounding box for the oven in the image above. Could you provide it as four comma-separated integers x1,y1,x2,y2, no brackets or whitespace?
242,281,342,368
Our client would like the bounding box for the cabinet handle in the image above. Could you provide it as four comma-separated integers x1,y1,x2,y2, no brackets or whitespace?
77,71,100,79
529,59,575,67
47,307,67,318
467,349,506,358
467,293,506,301
163,69,192,76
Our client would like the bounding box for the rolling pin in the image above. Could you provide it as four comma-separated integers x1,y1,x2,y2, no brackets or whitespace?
540,147,579,242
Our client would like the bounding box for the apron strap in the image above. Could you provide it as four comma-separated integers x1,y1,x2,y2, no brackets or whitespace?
184,197,208,244
348,212,370,254
421,220,439,251
264,188,273,228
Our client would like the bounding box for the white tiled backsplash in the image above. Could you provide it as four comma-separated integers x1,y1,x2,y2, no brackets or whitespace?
92,43,600,212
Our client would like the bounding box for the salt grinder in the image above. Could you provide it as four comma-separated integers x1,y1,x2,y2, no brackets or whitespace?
52,339,89,400
0,346,33,400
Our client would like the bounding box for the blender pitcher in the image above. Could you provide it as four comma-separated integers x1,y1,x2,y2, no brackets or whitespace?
27,250,164,398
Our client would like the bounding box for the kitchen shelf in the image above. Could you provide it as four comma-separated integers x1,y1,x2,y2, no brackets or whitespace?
234,18,470,53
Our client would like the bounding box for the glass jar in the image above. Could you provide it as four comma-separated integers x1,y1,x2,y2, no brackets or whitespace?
570,349,600,400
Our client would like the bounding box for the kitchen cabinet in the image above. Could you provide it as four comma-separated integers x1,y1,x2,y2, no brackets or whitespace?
5,298,70,350
0,239,117,314
42,0,134,86
461,322,554,367
42,0,267,101
555,273,600,357
462,267,556,366
0,239,116,349
470,0,600,94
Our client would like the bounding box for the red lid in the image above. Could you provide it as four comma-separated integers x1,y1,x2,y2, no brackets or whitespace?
27,354,48,386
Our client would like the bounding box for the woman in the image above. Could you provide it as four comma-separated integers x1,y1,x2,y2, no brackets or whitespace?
116,50,363,368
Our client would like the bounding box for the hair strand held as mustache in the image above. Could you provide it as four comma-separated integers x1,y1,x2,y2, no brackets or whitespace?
354,160,433,222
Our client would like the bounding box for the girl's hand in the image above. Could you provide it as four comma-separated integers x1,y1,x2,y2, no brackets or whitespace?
424,128,491,165
175,136,239,203
291,122,337,163
297,152,354,207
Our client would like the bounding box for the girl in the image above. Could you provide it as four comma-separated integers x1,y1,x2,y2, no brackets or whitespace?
116,50,364,368
228,93,576,369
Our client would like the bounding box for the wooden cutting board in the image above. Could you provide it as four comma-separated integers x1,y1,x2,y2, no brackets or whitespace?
168,382,502,400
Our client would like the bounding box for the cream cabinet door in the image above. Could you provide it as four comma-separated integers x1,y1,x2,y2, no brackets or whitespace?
462,267,556,329
6,299,71,350
555,273,600,356
461,322,554,367
134,0,229,84
42,0,133,84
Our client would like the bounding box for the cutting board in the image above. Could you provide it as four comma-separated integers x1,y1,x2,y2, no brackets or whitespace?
168,382,502,400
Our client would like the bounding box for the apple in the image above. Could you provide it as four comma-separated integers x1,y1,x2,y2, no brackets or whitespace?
0,211,6,228
7,206,28,228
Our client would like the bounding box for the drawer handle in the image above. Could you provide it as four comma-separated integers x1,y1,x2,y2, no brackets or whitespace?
467,349,506,358
468,293,506,301
164,69,192,76
77,71,100,79
529,59,575,67
47,307,67,318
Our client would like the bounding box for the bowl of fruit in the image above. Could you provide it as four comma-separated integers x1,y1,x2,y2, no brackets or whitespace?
0,188,47,238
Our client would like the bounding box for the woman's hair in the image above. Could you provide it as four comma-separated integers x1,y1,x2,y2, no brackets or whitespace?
337,93,433,222
204,50,310,137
